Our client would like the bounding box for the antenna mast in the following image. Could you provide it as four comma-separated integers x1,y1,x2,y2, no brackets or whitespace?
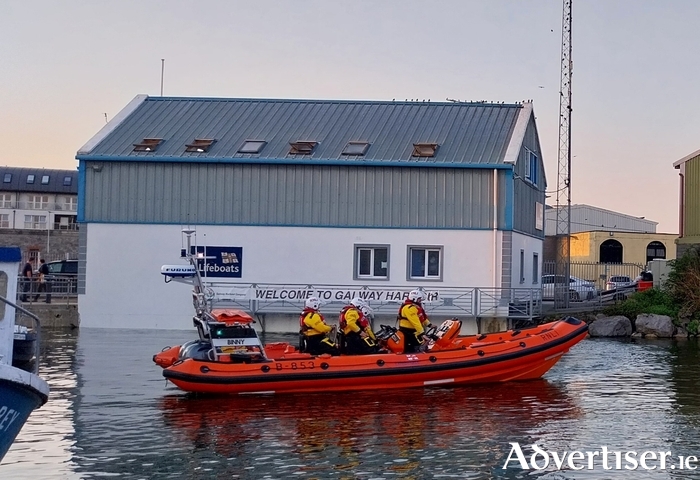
555,0,573,308
160,58,165,96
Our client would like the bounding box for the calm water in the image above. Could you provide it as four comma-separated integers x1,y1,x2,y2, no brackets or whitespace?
2,327,700,479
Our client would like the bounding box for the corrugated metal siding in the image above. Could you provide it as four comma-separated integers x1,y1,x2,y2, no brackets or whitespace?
545,205,657,235
81,98,521,167
84,162,497,229
685,156,700,236
512,116,546,237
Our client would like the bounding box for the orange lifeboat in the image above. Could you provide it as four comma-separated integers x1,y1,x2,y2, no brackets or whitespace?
154,316,588,395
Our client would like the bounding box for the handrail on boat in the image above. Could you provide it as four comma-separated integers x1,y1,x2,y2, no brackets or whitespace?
0,295,41,375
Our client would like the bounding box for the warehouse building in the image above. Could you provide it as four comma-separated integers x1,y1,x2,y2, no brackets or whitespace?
674,149,700,257
76,95,547,330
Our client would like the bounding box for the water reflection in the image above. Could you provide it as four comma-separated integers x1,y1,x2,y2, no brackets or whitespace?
158,380,582,478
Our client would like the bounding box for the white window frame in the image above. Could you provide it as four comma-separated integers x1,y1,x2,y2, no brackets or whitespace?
354,245,389,280
28,195,49,210
66,197,77,212
24,215,46,230
0,193,12,208
524,148,538,186
0,214,9,228
407,246,443,281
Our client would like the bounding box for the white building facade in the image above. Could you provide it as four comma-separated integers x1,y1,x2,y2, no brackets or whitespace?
76,96,547,332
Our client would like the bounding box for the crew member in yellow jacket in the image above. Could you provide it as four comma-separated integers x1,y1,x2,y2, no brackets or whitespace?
339,298,378,355
397,289,432,353
299,296,339,355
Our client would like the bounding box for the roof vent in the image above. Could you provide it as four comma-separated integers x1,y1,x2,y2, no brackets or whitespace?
342,141,370,156
185,138,216,153
133,138,163,152
412,142,439,157
289,141,318,155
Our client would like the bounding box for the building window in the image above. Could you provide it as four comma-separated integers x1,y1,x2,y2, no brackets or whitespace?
646,241,666,262
0,194,12,208
41,175,50,185
238,140,267,154
24,215,46,230
26,174,35,184
519,249,525,284
3,173,11,183
63,176,72,186
28,195,49,209
355,245,389,280
185,138,216,153
532,253,539,284
600,239,623,263
0,214,9,228
66,197,77,212
408,246,442,280
525,149,538,185
289,141,318,155
412,143,438,157
342,141,370,156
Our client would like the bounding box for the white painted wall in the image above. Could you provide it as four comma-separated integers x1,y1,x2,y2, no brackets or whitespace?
80,224,506,329
510,232,543,289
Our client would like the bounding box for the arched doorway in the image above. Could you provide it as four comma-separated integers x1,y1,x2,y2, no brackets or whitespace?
600,239,623,263
646,241,666,263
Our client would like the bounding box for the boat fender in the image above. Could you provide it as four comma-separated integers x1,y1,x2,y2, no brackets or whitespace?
477,350,485,357
429,356,437,363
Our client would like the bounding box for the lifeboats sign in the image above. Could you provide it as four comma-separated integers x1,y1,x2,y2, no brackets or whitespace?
249,288,440,303
191,246,243,278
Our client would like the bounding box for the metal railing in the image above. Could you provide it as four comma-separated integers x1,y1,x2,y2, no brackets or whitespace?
179,280,543,322
543,261,645,291
15,276,77,304
0,295,41,375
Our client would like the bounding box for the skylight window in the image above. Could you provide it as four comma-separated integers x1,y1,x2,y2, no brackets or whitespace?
41,175,50,185
26,174,35,184
238,140,267,154
289,141,318,155
342,141,370,156
63,176,72,186
3,174,11,183
185,138,216,153
412,143,439,157
133,138,163,152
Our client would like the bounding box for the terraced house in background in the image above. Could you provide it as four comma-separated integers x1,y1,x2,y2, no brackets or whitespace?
76,95,547,332
0,167,79,264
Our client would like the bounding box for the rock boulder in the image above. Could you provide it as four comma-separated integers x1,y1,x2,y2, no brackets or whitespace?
588,315,632,337
635,314,675,338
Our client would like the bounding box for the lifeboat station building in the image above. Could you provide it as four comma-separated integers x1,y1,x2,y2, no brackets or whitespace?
76,95,547,333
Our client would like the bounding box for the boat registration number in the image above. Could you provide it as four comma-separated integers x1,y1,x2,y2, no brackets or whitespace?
539,331,560,341
274,361,316,371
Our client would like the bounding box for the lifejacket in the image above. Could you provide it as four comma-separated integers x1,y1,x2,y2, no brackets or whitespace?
338,305,353,330
299,308,318,333
397,300,427,326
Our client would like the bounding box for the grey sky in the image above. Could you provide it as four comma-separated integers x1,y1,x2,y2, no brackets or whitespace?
2,0,696,233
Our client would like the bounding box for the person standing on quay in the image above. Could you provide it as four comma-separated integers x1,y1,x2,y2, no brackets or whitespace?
20,258,34,302
34,258,51,303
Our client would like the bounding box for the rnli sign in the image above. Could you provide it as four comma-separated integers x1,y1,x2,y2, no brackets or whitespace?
191,246,243,278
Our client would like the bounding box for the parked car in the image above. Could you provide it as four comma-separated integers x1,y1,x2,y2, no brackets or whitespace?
45,260,78,293
606,275,634,291
541,274,598,301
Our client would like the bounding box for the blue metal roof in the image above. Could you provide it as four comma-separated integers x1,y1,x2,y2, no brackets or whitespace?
78,96,524,167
